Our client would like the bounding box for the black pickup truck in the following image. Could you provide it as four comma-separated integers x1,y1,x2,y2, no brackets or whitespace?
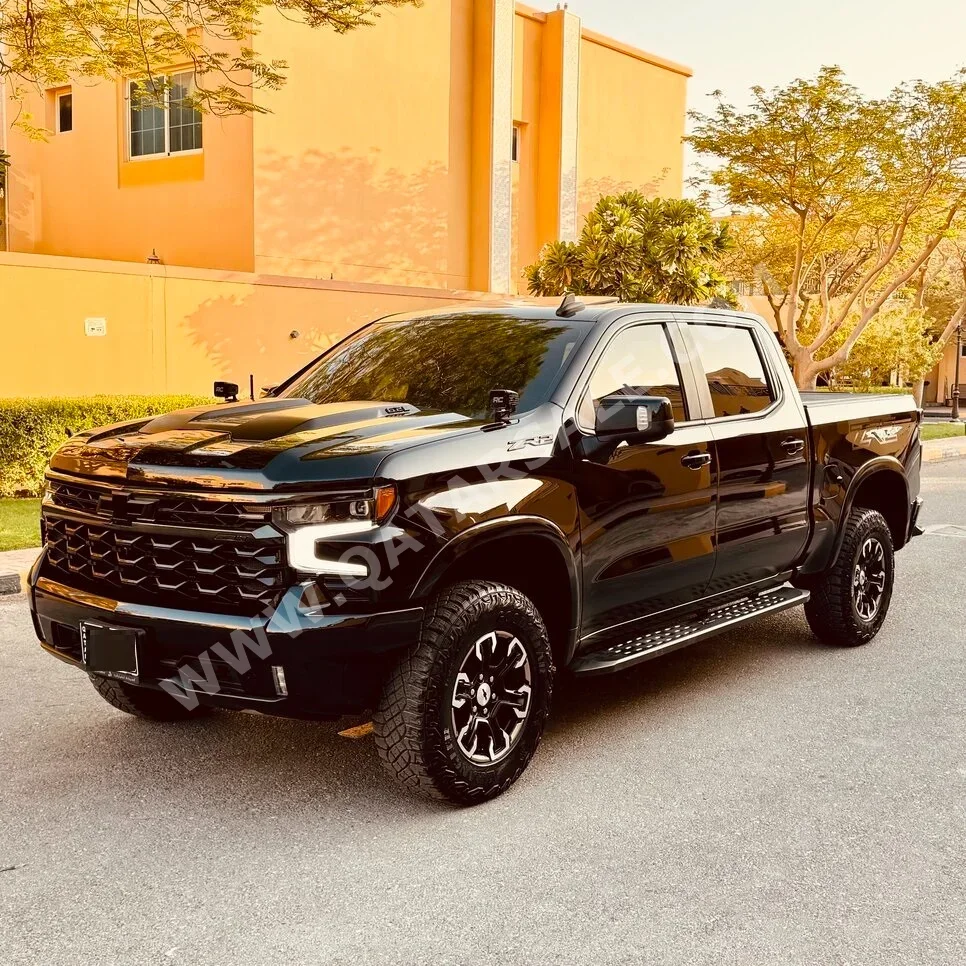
30,299,923,804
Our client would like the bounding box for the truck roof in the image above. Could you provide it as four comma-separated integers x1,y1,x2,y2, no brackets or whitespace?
383,298,762,327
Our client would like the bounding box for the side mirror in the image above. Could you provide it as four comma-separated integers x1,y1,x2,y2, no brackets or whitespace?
213,381,239,403
595,395,674,444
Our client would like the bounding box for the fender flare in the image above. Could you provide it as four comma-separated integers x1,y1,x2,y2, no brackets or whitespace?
411,515,581,663
829,457,911,565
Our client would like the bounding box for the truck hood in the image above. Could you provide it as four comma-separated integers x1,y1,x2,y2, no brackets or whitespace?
50,398,485,490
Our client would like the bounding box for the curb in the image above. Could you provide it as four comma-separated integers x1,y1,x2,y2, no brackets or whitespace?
0,548,41,597
922,437,966,463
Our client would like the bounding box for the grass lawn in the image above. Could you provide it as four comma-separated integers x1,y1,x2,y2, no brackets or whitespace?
0,499,41,552
922,422,966,442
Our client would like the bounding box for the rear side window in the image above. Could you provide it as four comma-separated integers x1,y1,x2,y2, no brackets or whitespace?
691,324,775,418
578,324,687,426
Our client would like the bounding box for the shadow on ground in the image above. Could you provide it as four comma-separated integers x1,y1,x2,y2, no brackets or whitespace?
12,611,822,821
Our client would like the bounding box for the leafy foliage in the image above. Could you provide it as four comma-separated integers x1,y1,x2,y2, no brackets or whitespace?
0,395,210,497
524,194,735,306
798,301,944,390
0,0,420,129
689,67,966,387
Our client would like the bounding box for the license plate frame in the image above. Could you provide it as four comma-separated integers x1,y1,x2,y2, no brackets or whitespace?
80,621,142,682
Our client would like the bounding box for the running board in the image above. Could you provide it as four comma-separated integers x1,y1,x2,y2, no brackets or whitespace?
572,585,810,676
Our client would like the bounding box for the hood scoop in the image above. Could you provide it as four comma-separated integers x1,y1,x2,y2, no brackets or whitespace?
140,399,423,442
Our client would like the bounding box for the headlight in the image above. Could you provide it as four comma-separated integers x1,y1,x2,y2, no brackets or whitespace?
273,485,396,577
273,485,396,531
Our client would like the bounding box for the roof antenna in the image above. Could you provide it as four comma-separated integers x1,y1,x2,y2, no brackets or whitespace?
556,292,585,318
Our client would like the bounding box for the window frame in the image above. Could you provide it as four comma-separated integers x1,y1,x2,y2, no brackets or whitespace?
55,91,73,134
572,319,695,434
678,319,783,424
126,72,203,162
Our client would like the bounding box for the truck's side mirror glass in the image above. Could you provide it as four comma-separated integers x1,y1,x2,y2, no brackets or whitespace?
595,395,674,444
213,380,239,402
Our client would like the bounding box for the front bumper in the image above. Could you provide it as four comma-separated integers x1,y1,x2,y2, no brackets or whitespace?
28,553,423,718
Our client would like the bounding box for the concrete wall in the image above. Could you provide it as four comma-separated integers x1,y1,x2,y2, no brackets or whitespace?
4,67,255,272
576,30,690,218
0,252,486,397
252,1,478,290
925,339,966,406
2,1,690,295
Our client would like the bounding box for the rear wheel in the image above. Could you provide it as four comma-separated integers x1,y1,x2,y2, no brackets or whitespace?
373,580,554,805
89,674,213,721
805,508,895,647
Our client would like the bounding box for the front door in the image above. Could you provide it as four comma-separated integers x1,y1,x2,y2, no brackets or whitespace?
569,320,718,639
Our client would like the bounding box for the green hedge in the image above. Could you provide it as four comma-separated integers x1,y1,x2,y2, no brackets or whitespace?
0,395,211,498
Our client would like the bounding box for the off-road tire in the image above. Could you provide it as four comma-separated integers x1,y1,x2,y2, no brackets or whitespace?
804,508,895,647
89,674,213,721
373,580,554,805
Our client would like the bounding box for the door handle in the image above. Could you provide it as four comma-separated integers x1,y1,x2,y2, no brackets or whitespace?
681,452,712,470
781,438,805,456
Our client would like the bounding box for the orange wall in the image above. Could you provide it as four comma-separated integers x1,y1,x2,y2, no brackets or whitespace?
576,33,689,218
251,1,476,290
2,2,689,291
5,78,254,272
0,251,486,397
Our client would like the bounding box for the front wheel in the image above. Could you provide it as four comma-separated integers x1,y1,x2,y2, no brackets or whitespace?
373,580,554,805
89,674,214,721
805,508,895,647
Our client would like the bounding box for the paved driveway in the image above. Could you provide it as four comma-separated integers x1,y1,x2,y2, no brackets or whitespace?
2,462,965,965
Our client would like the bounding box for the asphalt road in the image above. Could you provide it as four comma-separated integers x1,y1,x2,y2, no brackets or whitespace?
2,462,965,966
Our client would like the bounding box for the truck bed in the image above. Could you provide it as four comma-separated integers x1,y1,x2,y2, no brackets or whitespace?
800,391,918,427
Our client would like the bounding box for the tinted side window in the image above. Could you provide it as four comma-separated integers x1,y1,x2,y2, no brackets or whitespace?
691,325,775,418
579,324,687,426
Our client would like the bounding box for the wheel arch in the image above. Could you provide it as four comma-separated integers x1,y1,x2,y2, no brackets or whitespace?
411,517,580,668
834,459,911,563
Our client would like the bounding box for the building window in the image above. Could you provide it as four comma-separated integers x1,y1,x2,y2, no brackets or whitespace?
129,71,202,159
511,124,520,162
56,91,73,134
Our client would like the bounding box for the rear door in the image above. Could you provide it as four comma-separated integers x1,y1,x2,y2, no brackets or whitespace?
568,316,718,639
677,317,810,591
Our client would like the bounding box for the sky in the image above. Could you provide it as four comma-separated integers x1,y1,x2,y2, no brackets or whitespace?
563,0,966,188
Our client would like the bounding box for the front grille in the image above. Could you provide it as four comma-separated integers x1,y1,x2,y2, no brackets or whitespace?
47,479,273,528
42,480,288,614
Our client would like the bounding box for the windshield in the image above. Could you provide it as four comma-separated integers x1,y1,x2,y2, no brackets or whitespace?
280,313,591,418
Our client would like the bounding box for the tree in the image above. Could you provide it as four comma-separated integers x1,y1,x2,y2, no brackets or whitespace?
689,68,966,388
798,301,943,391
0,0,419,130
524,193,734,305
922,238,966,347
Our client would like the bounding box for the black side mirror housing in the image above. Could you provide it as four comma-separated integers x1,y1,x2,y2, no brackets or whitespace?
214,381,239,402
595,395,675,444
